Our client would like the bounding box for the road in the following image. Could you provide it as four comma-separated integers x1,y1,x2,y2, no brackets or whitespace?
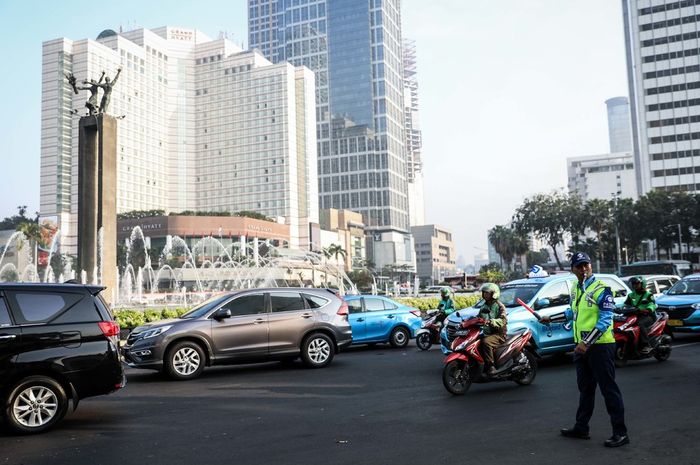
2,335,699,465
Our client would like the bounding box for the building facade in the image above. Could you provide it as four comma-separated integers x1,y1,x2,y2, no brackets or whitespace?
567,152,638,201
411,224,456,285
249,0,416,270
40,26,318,252
319,208,366,272
623,0,700,195
605,96,633,153
403,39,425,226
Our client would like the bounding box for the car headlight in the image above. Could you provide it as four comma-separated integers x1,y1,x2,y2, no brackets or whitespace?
139,325,172,339
691,303,700,310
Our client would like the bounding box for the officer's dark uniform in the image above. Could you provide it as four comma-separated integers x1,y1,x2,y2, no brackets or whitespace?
550,252,628,447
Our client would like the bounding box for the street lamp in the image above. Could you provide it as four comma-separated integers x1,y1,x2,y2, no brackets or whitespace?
612,189,622,275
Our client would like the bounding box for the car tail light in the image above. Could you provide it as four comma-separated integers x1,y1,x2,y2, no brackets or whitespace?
98,321,120,338
410,309,421,317
337,300,349,317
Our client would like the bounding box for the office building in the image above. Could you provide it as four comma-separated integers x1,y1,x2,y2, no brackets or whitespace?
249,0,416,270
606,96,633,153
403,39,425,226
567,152,637,201
411,224,456,285
623,0,700,194
40,26,318,252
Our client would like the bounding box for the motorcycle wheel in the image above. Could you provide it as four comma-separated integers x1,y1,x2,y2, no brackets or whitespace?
514,351,537,386
614,342,628,368
442,360,471,395
654,345,672,362
416,333,432,351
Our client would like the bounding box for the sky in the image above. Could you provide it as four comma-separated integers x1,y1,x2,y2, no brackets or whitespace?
0,0,629,264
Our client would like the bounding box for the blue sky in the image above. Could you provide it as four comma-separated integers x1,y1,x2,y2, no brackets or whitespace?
0,1,629,262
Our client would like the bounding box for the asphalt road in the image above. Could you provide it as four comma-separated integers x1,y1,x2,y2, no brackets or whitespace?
2,335,699,465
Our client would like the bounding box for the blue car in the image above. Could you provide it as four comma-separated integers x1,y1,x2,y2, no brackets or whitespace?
656,273,700,333
345,295,422,348
440,273,631,356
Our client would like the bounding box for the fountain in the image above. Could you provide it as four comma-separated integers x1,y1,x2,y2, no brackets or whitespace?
0,225,358,308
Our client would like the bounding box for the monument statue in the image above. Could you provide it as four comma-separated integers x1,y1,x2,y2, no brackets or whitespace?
64,67,122,116
97,67,122,114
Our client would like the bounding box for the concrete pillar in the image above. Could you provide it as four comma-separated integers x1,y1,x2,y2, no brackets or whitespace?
77,114,117,303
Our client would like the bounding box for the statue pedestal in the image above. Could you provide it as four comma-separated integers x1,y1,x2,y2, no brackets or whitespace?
78,114,117,303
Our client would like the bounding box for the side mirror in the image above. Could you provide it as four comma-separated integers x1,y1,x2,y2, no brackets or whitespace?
614,289,627,298
213,308,232,320
662,289,669,295
535,298,550,310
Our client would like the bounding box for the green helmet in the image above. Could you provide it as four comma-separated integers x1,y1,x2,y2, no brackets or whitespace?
480,282,500,300
440,287,451,297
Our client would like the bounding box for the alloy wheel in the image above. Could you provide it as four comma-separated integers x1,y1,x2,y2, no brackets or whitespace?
307,337,331,364
12,386,59,428
173,347,201,376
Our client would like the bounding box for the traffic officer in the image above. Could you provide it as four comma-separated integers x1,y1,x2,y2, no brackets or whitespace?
540,252,629,448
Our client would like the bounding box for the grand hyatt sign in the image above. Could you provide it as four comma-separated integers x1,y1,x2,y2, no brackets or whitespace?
120,223,163,233
247,224,272,233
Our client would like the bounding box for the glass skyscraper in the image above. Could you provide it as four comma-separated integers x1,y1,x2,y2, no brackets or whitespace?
249,0,415,269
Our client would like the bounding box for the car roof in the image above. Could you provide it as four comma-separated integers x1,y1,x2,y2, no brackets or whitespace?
622,274,680,280
504,272,625,287
681,273,700,280
0,282,106,295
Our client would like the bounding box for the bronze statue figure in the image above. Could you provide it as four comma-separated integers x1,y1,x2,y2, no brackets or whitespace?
97,67,122,114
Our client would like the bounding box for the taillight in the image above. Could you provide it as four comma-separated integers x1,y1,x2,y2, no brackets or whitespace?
410,309,421,317
337,301,349,317
98,321,120,338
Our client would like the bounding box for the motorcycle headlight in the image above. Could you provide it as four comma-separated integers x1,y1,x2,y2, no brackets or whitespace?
138,325,172,340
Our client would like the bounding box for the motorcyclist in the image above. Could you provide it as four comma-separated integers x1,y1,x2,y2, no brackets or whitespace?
624,276,657,354
435,287,456,326
477,283,507,376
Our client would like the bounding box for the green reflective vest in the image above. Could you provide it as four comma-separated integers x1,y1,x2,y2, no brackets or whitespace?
572,279,615,344
626,291,657,314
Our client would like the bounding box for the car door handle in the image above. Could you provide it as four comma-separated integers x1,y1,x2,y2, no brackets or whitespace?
301,313,313,319
386,315,395,319
356,318,365,322
253,318,265,325
0,334,16,340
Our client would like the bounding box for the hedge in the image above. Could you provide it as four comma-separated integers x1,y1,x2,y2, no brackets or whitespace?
114,296,482,329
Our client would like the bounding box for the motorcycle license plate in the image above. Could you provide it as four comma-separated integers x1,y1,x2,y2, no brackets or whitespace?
454,331,468,336
667,319,683,327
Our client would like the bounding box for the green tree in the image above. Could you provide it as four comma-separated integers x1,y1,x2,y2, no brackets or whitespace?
512,191,572,270
584,198,612,270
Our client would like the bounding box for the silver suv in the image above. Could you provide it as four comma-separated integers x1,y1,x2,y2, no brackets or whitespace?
123,288,352,380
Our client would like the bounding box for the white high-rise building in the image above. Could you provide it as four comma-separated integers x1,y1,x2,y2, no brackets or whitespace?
623,0,700,195
403,39,425,227
567,152,638,201
40,26,318,252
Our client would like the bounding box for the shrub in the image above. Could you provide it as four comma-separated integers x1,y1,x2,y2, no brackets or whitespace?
114,309,145,329
161,308,179,319
144,309,162,323
395,295,480,314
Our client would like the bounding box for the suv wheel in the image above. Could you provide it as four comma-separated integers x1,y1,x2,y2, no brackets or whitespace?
165,341,205,380
5,376,69,434
301,333,334,368
390,327,410,348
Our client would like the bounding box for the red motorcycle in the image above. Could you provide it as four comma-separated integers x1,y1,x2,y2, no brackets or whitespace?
415,309,443,351
442,316,537,395
613,307,672,367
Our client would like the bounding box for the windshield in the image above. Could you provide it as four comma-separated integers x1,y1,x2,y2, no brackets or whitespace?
498,283,545,308
180,294,231,319
666,277,700,296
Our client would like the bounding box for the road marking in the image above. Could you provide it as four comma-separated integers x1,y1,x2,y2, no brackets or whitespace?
673,341,700,349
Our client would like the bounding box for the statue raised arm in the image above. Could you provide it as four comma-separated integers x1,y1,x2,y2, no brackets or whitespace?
98,67,122,114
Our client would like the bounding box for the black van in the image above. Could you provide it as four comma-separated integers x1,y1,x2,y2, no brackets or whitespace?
0,283,125,434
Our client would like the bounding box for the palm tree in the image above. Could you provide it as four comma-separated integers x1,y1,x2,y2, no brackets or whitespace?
326,244,347,286
488,226,509,269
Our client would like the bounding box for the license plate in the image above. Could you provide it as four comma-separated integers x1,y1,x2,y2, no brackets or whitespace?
667,319,683,327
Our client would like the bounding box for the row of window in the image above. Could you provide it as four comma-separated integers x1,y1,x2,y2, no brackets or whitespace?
650,130,700,144
646,80,700,96
639,12,700,31
642,46,700,63
643,63,700,79
639,0,700,15
647,96,700,111
651,149,700,160
653,165,700,177
648,113,700,127
641,29,700,48
655,182,700,191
